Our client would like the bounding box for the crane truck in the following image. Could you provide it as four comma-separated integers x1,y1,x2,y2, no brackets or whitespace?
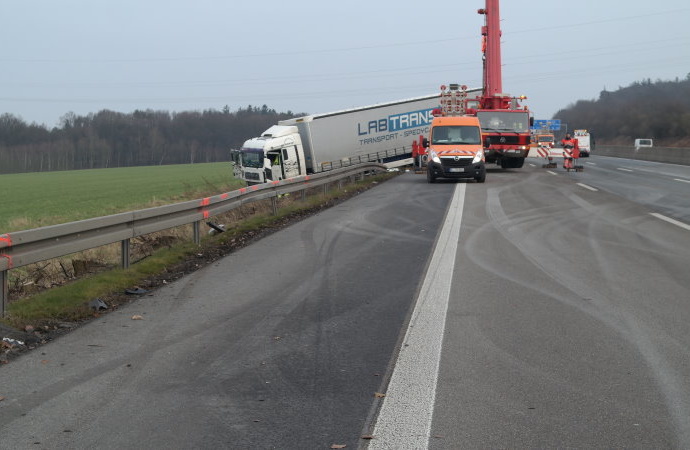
235,91,477,185
466,0,533,169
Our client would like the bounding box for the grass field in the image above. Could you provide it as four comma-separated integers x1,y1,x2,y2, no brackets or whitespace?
0,162,244,233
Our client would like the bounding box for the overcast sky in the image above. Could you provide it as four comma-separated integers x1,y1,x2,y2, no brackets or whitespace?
1,0,689,128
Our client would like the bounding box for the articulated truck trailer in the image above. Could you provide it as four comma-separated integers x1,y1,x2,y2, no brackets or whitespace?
235,92,481,185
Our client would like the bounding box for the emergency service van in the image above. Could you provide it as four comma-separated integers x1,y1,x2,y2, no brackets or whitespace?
424,115,487,183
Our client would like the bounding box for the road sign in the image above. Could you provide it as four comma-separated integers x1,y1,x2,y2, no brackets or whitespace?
531,119,561,131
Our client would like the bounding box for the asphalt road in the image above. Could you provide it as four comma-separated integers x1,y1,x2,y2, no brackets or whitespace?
1,157,689,449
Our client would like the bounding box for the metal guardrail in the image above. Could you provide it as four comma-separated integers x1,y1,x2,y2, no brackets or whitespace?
318,147,412,172
0,163,387,315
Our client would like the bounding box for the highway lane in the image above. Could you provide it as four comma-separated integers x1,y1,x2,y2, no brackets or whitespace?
1,159,689,449
372,160,690,448
532,152,690,222
573,154,690,222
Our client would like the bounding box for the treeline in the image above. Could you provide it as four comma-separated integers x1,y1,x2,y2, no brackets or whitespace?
554,75,690,146
0,105,302,174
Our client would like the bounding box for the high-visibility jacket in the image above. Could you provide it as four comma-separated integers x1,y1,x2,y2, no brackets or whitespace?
561,138,580,158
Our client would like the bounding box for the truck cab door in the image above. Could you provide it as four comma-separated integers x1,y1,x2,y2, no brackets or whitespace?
281,146,301,178
266,152,282,181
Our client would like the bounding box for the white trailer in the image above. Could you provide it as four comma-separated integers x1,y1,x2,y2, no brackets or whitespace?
236,94,455,184
573,129,592,157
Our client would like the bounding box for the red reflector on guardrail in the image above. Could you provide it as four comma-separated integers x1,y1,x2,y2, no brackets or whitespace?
1,254,13,269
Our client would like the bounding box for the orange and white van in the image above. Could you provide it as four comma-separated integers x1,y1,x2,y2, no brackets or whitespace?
423,115,487,183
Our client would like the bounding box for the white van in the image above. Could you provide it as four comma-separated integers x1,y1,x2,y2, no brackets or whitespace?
634,138,653,149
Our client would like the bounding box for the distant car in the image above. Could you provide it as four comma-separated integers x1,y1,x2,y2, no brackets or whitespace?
634,139,653,149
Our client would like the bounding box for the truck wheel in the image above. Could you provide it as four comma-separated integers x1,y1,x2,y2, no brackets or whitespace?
427,168,436,183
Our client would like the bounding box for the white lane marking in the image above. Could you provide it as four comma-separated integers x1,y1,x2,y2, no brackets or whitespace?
528,163,536,167
674,178,690,184
617,167,633,172
586,162,596,165
547,170,558,175
577,183,598,191
650,213,690,231
370,183,466,450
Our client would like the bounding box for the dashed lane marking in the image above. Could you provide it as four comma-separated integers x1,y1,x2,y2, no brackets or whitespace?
650,213,690,231
577,183,598,192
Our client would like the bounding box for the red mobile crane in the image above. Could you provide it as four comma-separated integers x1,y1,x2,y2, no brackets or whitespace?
467,0,533,169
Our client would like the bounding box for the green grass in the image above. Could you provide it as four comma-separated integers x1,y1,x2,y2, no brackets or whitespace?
5,243,198,324
0,163,244,233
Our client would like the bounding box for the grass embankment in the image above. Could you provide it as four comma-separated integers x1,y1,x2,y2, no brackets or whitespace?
0,162,243,232
5,244,195,324
2,173,394,329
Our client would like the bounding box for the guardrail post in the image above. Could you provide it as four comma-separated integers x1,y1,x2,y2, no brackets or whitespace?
301,188,306,201
193,221,201,245
1,269,7,317
323,182,328,196
121,239,130,269
338,179,343,190
271,195,278,215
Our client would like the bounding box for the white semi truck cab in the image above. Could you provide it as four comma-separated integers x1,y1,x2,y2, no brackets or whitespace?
239,125,307,185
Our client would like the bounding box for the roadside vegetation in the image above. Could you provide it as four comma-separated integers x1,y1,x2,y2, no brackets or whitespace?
0,105,303,174
554,75,690,147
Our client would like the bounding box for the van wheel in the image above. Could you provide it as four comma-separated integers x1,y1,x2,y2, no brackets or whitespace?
427,168,436,183
475,172,486,183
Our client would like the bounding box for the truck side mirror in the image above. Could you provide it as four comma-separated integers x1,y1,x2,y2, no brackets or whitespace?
529,117,535,127
422,138,429,148
483,137,491,149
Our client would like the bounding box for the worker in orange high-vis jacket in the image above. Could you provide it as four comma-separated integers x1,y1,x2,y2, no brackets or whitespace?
561,133,580,170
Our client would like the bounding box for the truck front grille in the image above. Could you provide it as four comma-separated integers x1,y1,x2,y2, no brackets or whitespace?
244,172,260,181
487,135,520,145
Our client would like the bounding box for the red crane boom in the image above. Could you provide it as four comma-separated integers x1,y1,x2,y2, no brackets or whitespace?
480,0,503,104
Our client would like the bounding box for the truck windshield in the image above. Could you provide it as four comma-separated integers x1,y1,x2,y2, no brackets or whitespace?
477,111,530,133
538,136,554,143
431,126,481,145
240,148,264,168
